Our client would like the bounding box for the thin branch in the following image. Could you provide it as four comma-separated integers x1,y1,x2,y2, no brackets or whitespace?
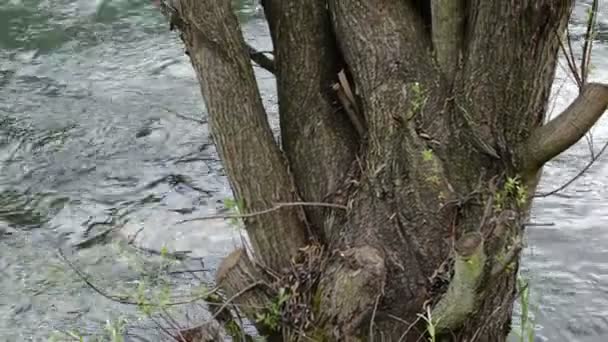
150,315,182,342
57,246,222,307
332,71,366,137
368,294,382,341
558,26,583,89
525,83,608,172
396,315,422,342
246,43,275,74
177,201,347,224
57,247,139,305
159,106,206,124
523,222,555,227
535,138,608,197
581,0,599,84
180,281,262,332
168,269,211,275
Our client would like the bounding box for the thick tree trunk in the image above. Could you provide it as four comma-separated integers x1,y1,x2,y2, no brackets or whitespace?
157,0,608,341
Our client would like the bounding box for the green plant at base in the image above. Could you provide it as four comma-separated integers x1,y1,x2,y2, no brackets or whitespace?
417,306,438,342
103,317,128,342
50,317,128,342
255,287,290,332
514,276,536,342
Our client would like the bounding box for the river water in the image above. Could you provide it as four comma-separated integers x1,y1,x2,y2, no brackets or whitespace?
0,1,607,341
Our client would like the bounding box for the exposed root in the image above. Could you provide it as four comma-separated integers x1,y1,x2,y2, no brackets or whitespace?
215,244,330,341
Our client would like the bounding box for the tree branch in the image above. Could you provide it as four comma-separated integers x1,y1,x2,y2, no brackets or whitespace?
246,44,275,74
172,0,309,270
328,0,444,174
263,0,358,234
525,83,608,171
460,1,574,156
431,0,465,80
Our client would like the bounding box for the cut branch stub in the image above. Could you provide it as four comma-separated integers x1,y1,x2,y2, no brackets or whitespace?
525,82,608,172
432,232,486,332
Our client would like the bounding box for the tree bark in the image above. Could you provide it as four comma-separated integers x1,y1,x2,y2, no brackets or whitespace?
262,0,358,238
167,0,309,271
156,0,608,341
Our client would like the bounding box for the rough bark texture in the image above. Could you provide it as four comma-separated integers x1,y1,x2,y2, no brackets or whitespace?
263,0,358,238
169,0,309,271
158,0,608,341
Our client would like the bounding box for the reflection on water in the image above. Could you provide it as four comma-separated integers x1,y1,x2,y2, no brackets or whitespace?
0,0,607,341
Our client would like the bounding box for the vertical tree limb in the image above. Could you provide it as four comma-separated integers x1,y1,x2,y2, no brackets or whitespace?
173,0,308,270
431,0,466,80
262,1,359,235
461,1,574,151
328,0,440,169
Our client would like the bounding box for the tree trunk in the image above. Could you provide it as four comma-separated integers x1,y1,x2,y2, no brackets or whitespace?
158,0,608,341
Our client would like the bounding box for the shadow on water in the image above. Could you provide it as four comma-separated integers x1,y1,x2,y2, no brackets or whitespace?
0,0,607,341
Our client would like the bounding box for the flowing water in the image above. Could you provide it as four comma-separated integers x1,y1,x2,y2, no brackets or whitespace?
0,1,607,341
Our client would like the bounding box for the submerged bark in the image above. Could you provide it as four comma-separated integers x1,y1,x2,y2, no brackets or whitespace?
157,0,608,340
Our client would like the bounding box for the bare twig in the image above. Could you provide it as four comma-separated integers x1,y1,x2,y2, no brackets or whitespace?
181,281,262,331
332,71,366,137
558,26,582,89
150,315,182,342
535,138,608,197
396,315,422,342
369,294,382,341
57,247,139,305
581,0,599,84
177,201,347,224
73,227,117,250
334,87,365,137
523,222,555,227
160,106,206,124
130,243,193,261
168,269,211,275
57,246,220,307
